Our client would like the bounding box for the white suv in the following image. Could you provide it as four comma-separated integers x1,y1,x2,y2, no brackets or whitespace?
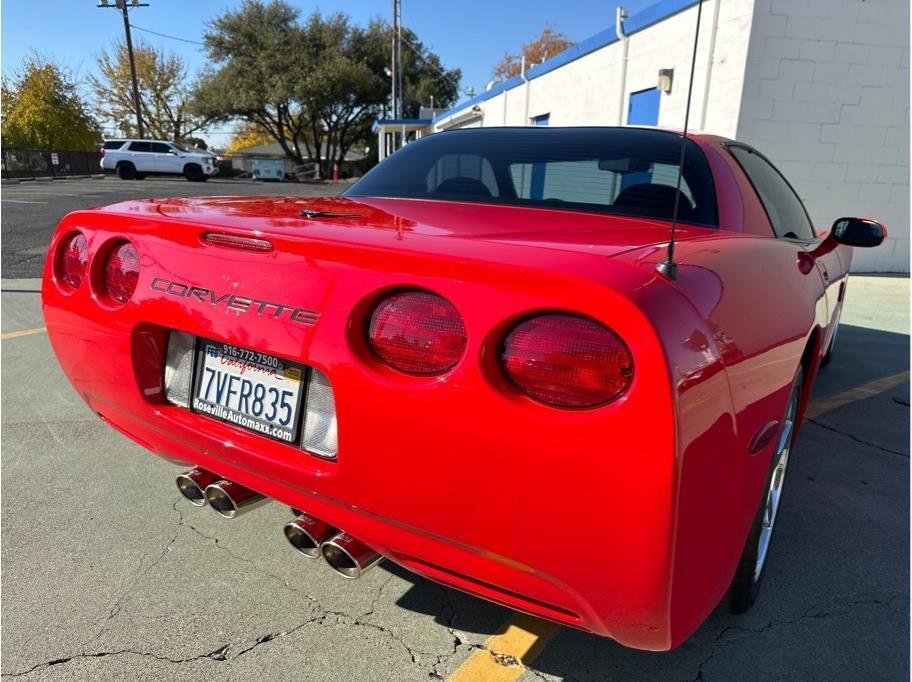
101,139,219,182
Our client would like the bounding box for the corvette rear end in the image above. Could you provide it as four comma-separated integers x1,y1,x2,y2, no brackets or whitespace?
45,126,877,652
42,195,690,649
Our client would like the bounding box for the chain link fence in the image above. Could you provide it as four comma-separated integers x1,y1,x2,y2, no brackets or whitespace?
1,148,103,179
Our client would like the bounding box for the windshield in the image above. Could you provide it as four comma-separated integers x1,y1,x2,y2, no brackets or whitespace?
171,143,188,152
346,127,718,227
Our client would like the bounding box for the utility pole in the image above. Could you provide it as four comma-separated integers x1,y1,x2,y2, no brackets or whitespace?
396,0,403,120
98,0,148,138
391,0,402,120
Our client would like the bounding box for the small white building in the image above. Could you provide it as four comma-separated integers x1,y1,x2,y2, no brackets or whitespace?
378,0,909,271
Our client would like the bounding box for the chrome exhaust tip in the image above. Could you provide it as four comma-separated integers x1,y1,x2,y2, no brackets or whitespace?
176,468,219,506
204,479,267,519
283,514,338,559
321,532,382,578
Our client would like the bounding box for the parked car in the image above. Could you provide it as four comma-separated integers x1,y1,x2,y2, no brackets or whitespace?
100,139,219,181
43,127,885,651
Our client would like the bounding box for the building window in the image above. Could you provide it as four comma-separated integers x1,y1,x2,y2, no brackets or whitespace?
531,113,550,126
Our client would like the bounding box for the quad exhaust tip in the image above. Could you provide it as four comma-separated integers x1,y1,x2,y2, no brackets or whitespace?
321,532,382,579
284,514,339,558
176,468,220,506
204,479,268,519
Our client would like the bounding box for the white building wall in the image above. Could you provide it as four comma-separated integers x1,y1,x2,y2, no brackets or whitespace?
436,0,756,137
737,0,910,271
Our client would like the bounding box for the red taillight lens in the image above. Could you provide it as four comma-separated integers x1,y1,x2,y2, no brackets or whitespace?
501,314,633,408
59,233,88,289
367,290,467,375
103,241,140,303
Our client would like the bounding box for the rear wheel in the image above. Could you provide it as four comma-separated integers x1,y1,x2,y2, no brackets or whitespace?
117,162,136,180
183,164,204,182
729,367,802,613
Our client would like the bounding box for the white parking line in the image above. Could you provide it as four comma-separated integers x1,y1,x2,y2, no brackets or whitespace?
2,199,48,204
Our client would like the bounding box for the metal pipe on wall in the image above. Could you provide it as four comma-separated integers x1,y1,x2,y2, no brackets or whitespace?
616,6,629,125
699,0,722,130
521,55,531,125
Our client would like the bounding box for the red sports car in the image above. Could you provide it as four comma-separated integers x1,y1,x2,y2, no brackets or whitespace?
42,127,885,651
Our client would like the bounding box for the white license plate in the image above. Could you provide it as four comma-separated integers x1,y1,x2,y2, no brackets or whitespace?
191,339,306,443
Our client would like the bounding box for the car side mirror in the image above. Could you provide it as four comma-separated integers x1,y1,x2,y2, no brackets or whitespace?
831,217,886,248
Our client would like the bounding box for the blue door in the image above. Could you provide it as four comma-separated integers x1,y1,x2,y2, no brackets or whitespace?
627,88,661,126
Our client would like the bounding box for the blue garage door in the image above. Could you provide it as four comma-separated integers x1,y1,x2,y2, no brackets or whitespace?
627,88,661,126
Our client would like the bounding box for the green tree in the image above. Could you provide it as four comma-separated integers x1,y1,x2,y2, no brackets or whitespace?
89,41,211,142
1,58,100,150
194,0,460,174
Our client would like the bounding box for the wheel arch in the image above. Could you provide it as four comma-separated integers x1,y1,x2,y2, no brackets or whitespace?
796,326,821,427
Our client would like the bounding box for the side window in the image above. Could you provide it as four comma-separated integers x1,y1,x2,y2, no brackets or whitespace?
729,145,816,240
128,141,152,153
103,140,124,150
150,143,173,154
426,154,499,197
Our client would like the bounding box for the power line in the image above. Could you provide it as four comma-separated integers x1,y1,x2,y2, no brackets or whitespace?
398,30,461,92
129,23,205,46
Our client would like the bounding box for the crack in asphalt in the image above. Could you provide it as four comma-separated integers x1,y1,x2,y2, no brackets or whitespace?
691,594,907,680
806,418,909,458
82,499,185,647
6,502,472,679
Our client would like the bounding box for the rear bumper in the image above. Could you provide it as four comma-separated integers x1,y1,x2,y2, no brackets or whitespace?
41,213,691,650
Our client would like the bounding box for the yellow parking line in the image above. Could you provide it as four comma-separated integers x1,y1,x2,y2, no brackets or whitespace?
806,370,909,419
0,326,46,340
447,613,560,682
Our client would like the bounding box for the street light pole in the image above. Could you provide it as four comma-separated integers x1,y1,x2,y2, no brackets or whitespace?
98,0,148,138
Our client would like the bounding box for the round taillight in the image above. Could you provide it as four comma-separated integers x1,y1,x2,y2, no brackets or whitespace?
59,233,88,289
501,314,633,408
367,290,467,375
103,241,140,303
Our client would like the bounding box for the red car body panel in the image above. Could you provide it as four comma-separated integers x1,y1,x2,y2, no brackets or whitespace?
41,132,852,650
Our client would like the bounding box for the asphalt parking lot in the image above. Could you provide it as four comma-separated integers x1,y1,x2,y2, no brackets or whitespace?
1,178,909,680
2,176,344,279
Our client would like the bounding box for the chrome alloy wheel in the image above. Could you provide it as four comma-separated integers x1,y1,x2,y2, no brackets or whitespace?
754,379,800,580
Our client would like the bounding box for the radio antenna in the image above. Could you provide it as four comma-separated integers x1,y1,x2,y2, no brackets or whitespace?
656,0,704,281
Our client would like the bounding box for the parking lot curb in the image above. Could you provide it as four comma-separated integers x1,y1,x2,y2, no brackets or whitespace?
1,178,21,185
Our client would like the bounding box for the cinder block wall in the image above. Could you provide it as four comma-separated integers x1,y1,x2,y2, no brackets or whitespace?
737,0,910,272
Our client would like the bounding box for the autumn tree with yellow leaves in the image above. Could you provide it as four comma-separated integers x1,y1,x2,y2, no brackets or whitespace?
2,58,100,150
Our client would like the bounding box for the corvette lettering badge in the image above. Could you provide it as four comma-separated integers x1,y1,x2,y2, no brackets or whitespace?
150,278,319,326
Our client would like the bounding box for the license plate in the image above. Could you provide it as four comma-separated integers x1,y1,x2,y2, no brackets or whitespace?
191,338,306,444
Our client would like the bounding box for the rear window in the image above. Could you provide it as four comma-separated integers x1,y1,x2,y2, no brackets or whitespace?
346,128,718,227
103,140,125,150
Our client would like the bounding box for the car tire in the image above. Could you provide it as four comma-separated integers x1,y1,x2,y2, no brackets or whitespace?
184,164,204,182
728,366,803,614
117,162,136,180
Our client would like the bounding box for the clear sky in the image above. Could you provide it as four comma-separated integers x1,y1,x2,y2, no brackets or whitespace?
1,0,658,144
